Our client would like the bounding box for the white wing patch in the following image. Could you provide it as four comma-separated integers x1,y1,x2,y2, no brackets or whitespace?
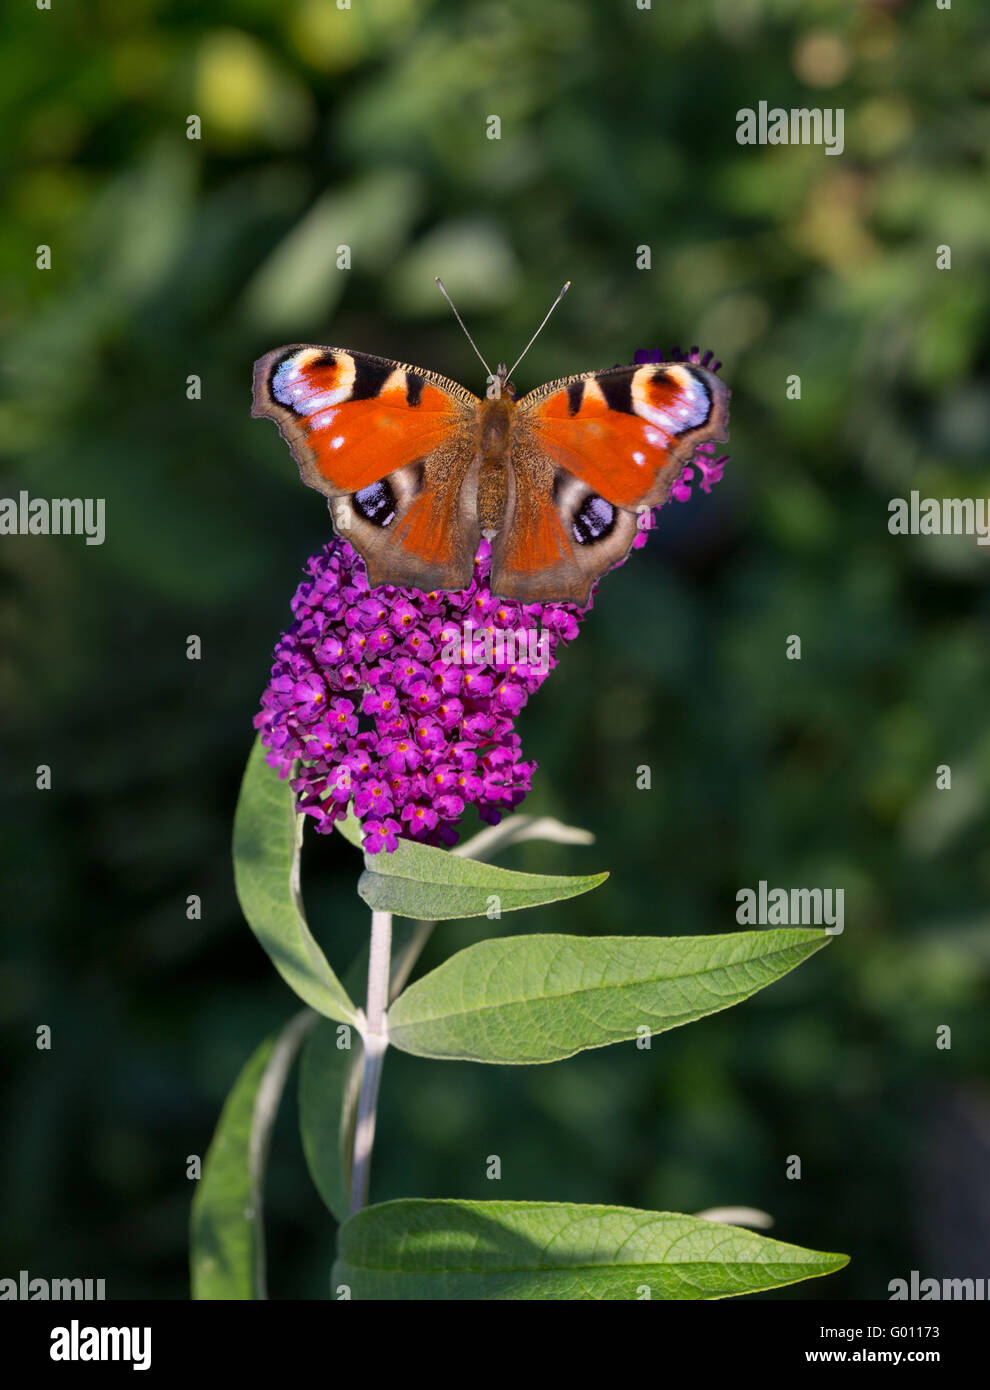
631,363,710,439
271,348,357,415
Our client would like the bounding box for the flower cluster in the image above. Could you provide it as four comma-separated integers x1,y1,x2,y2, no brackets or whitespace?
255,537,586,852
255,349,728,854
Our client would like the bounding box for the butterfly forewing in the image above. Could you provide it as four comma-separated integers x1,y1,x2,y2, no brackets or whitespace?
515,361,729,509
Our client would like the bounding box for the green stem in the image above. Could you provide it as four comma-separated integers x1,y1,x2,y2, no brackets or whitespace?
349,910,392,1214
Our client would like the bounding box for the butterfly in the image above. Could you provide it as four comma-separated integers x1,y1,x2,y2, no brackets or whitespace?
252,286,729,605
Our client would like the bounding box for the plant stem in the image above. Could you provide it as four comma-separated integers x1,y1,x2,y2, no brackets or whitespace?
349,909,392,1215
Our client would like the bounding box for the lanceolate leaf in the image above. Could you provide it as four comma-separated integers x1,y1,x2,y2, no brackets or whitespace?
332,1200,849,1300
191,1010,316,1300
388,929,831,1063
299,1019,364,1224
343,813,601,994
357,834,607,920
233,736,357,1024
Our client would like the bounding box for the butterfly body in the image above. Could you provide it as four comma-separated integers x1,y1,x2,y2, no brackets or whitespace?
253,344,729,605
475,390,514,531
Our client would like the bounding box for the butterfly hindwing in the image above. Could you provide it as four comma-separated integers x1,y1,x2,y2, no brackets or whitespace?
252,346,483,591
489,361,730,603
489,442,641,604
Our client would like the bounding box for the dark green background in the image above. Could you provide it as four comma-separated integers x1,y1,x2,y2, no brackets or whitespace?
2,0,988,1300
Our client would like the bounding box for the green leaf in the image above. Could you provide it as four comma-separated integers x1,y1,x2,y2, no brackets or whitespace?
233,736,357,1024
453,813,596,858
191,1011,315,1300
379,815,603,995
299,1016,363,1224
332,1199,849,1299
335,807,364,849
357,835,607,920
388,929,831,1063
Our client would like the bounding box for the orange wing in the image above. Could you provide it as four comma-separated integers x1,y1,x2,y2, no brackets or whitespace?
488,361,730,604
252,346,483,592
515,361,729,509
489,445,641,604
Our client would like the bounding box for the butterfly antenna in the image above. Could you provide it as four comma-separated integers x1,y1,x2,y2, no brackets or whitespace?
506,281,571,380
435,278,493,379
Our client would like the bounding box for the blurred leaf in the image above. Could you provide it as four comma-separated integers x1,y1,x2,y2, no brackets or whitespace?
387,218,520,316
242,168,422,330
195,29,314,149
191,1010,315,1299
233,736,357,1024
332,1199,849,1299
387,930,831,1063
299,1016,363,1224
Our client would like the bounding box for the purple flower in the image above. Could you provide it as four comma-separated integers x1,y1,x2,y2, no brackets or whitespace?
401,801,439,834
254,351,728,854
254,536,585,851
673,442,728,501
293,673,328,721
354,779,394,817
362,818,402,854
327,697,359,737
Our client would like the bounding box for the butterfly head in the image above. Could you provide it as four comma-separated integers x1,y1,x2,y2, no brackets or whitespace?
494,363,517,400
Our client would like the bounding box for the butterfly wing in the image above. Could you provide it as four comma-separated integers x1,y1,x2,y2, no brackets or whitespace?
252,346,483,592
491,361,730,603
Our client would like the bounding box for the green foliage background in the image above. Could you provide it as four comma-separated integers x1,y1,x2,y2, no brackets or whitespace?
2,0,988,1299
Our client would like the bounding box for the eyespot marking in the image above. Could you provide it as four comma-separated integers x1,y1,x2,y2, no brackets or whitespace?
572,494,616,545
352,479,396,528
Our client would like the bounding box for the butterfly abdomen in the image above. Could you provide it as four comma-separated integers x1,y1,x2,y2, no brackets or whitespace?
476,396,514,532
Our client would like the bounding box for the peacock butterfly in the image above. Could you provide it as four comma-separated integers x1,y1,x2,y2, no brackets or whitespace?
251,283,730,605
